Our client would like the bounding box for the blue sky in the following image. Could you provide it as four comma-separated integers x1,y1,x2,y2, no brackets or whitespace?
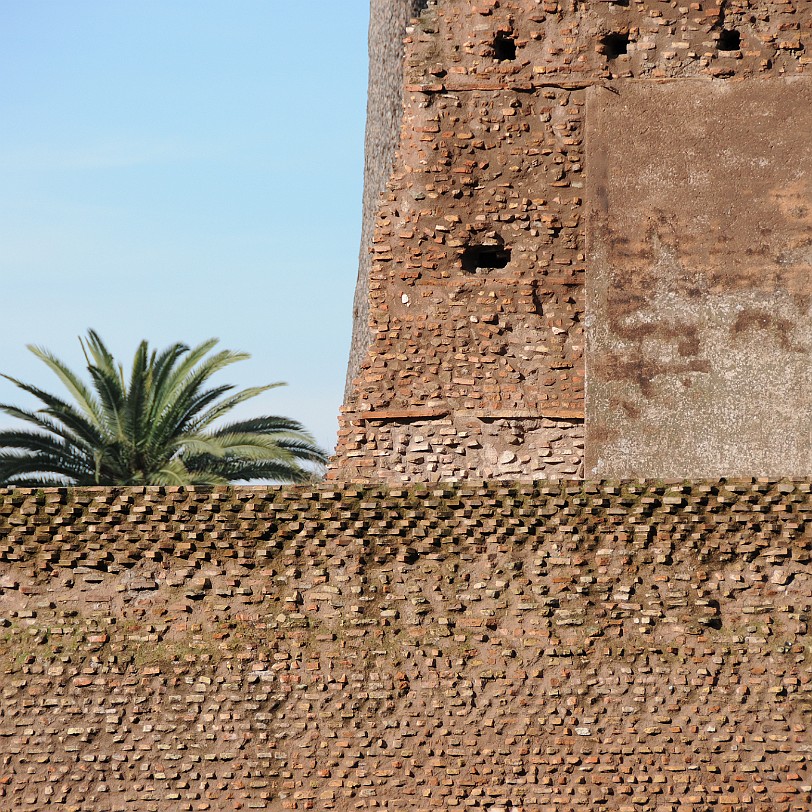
0,1,370,454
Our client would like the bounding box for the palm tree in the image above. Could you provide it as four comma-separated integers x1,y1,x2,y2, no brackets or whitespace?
0,331,327,486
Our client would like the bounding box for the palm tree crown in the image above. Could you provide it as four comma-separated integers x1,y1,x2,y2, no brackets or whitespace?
0,331,327,486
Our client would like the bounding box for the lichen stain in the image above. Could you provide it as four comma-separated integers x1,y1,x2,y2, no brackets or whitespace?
729,308,806,353
594,351,711,398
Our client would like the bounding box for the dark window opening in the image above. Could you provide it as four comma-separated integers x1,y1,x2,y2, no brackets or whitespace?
493,33,517,61
601,32,629,59
717,28,741,50
462,244,512,272
611,0,630,5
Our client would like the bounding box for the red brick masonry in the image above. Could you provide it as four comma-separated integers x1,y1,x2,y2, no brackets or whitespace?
334,0,812,481
0,482,808,811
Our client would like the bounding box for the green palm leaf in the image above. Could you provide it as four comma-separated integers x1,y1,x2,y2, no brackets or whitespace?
0,331,328,486
25,344,105,428
0,403,103,453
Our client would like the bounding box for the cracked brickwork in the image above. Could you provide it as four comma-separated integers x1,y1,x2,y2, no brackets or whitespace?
0,483,810,811
334,0,812,482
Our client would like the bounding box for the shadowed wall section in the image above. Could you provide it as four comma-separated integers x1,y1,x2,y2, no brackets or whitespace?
346,0,430,398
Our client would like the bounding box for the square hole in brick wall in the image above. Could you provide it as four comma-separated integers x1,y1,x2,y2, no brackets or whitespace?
600,32,629,59
462,244,511,272
717,28,741,50
493,33,517,61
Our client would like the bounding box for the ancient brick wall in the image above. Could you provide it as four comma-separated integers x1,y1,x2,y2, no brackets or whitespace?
346,0,430,398
335,0,812,482
0,483,810,811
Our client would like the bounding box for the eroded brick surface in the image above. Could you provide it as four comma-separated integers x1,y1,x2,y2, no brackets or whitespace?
334,0,812,481
347,0,430,397
0,483,809,811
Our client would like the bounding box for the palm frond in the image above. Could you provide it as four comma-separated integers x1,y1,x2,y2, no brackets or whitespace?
145,342,190,425
185,431,299,459
0,403,102,453
171,436,228,458
0,428,92,462
150,338,221,418
267,436,328,465
149,457,230,487
24,345,105,428
81,331,128,405
196,433,326,462
123,340,150,453
186,385,283,433
2,473,79,487
85,363,127,441
146,382,234,456
206,414,303,436
184,454,319,484
0,450,92,484
0,331,325,485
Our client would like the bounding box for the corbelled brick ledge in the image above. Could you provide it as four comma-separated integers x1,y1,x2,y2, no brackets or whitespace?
0,482,809,811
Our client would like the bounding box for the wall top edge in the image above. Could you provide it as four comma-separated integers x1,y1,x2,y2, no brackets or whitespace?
1,478,811,497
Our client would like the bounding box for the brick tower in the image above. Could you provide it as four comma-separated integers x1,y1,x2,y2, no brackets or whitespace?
333,0,812,483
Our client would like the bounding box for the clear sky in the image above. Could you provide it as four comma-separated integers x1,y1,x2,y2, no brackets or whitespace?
0,1,370,455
